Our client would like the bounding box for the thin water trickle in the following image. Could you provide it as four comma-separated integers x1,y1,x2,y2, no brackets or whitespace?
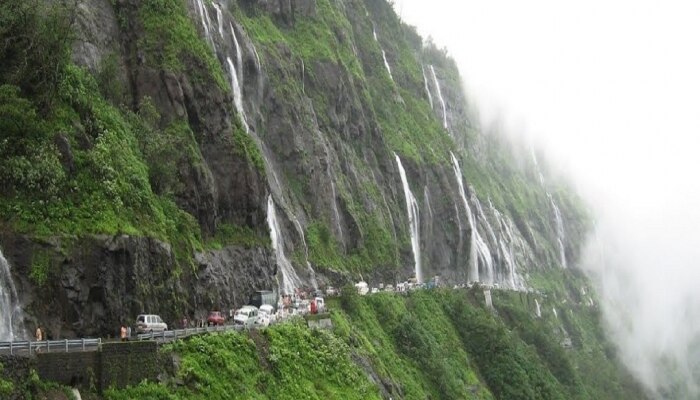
291,217,318,290
372,27,393,81
430,65,447,129
212,2,224,38
450,152,479,282
422,65,434,109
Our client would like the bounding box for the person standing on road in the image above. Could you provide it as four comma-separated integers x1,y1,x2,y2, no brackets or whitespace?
120,324,127,341
35,326,42,341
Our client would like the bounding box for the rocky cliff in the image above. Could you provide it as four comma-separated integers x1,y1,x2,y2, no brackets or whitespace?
0,0,588,338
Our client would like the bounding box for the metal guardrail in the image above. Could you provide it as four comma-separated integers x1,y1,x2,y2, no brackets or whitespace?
0,338,102,356
134,324,245,342
0,310,316,356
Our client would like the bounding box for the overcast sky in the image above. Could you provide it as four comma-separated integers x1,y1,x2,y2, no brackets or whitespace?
395,0,700,395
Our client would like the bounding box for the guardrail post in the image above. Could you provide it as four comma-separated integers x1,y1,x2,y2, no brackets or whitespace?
82,338,85,351
46,340,50,353
65,339,68,353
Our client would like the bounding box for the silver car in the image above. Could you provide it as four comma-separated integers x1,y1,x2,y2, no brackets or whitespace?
135,314,168,334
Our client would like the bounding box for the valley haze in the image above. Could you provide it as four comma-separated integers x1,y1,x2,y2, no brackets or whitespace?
397,0,700,396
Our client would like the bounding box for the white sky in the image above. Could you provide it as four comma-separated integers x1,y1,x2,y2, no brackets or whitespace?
395,0,700,394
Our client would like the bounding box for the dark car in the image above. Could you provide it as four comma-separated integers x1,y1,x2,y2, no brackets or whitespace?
207,311,225,326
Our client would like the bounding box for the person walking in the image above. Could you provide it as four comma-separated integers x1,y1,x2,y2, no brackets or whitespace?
35,326,43,353
120,324,127,342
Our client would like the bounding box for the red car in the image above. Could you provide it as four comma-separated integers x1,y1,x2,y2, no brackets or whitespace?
207,311,225,326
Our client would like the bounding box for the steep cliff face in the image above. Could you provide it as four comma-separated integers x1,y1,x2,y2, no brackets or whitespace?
0,0,587,337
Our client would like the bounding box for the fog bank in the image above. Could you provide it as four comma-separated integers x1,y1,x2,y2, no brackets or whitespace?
396,0,700,397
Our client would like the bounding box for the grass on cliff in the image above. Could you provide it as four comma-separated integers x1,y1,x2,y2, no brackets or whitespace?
104,322,381,400
103,287,646,400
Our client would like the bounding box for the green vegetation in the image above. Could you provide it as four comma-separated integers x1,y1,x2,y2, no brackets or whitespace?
232,117,266,173
105,322,381,400
137,0,228,90
0,363,13,397
101,287,644,400
207,223,270,250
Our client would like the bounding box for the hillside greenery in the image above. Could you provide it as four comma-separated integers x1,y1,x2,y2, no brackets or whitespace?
0,0,266,273
101,282,645,400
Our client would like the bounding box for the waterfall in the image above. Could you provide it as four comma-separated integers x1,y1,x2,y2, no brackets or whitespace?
267,196,303,295
552,307,559,319
423,186,434,222
1,249,25,341
548,193,568,268
212,2,224,38
320,138,344,244
394,154,422,283
291,218,318,290
373,27,393,81
484,289,494,309
194,0,214,46
226,56,249,133
533,148,567,268
473,195,496,285
230,23,244,86
450,152,478,282
430,65,447,129
422,66,434,109
535,299,542,318
381,49,393,81
489,198,526,290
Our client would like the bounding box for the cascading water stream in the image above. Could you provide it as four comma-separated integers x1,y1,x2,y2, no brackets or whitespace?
423,186,434,222
373,27,393,81
228,25,249,133
450,152,478,283
535,299,542,318
473,195,496,284
430,65,448,129
394,154,422,283
291,218,318,290
194,0,214,46
1,249,25,341
320,138,344,244
230,23,244,86
548,193,568,268
532,148,567,268
212,2,224,38
267,196,303,296
422,66,434,109
488,198,524,290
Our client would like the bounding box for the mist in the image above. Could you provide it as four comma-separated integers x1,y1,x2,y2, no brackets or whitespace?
396,0,700,397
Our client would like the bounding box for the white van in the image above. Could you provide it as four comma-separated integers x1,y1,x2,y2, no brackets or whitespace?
135,314,168,334
255,304,275,327
233,306,258,328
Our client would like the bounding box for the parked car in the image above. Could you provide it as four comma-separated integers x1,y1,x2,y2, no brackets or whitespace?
356,281,369,295
135,314,167,334
207,311,225,326
233,306,258,328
